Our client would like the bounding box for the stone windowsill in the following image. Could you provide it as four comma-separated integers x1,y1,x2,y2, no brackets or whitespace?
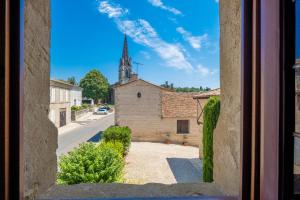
38,183,235,200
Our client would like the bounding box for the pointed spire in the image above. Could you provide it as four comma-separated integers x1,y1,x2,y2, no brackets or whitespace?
122,34,129,60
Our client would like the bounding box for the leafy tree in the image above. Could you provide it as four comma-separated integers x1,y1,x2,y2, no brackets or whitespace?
67,76,77,85
79,69,109,104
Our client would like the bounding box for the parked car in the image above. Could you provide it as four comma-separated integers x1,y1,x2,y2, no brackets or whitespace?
101,105,111,111
94,108,108,115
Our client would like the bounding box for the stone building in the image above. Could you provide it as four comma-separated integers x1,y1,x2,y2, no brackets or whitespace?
70,85,83,107
119,34,133,84
114,79,220,152
110,34,138,104
49,80,72,127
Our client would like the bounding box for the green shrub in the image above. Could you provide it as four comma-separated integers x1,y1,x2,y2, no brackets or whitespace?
81,103,89,109
99,141,125,157
57,143,124,185
71,106,81,111
103,126,131,153
202,96,220,182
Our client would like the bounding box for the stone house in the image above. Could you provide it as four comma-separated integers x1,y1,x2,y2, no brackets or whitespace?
70,85,83,107
49,80,73,127
114,79,220,154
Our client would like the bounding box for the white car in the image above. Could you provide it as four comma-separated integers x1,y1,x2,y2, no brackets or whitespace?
94,108,108,115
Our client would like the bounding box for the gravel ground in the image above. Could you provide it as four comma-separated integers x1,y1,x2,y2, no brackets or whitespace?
124,142,202,184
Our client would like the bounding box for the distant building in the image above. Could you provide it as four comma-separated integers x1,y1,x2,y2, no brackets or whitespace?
110,34,138,104
114,79,220,154
49,80,83,127
119,34,133,84
70,85,83,107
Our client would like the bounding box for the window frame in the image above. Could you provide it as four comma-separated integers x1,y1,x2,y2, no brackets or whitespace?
177,120,190,134
0,0,295,199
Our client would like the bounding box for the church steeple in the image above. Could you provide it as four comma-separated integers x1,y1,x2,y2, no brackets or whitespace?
119,34,132,84
122,34,129,61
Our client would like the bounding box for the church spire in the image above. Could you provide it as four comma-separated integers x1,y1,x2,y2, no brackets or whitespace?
119,34,132,84
122,34,129,61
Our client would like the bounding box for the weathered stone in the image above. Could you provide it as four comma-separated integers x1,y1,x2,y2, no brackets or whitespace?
38,183,223,199
213,0,241,195
24,0,57,199
114,79,208,148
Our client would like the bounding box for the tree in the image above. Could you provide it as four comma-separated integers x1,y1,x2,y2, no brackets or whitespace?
202,97,220,182
67,76,77,85
161,81,211,92
79,69,109,104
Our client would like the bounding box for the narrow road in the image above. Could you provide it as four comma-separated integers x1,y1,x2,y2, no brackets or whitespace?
57,113,114,158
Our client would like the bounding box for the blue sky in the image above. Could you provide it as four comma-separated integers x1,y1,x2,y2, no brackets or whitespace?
51,0,220,88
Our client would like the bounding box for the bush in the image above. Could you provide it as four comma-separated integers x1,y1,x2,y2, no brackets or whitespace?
71,106,81,111
99,141,125,157
57,143,124,185
202,96,220,182
103,126,131,153
81,103,89,109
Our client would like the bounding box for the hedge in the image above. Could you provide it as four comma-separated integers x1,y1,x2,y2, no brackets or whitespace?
202,96,220,182
57,143,124,185
99,141,125,157
103,126,132,154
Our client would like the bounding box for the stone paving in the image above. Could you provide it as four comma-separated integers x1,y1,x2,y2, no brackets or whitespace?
124,142,202,184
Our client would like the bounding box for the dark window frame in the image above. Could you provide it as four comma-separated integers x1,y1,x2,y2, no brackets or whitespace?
0,0,297,199
177,120,189,134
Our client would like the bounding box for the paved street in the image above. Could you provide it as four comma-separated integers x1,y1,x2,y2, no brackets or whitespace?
57,113,114,158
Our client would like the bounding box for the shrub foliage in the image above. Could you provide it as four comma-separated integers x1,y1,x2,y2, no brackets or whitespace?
202,96,220,182
103,126,132,154
57,143,124,185
99,141,125,157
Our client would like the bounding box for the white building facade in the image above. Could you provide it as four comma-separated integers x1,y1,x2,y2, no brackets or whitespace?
49,80,72,127
70,85,83,107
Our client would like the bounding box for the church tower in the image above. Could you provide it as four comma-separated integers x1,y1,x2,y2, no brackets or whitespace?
119,34,132,84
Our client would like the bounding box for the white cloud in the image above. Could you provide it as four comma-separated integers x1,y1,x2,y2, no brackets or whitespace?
97,1,218,76
98,1,129,18
215,0,219,3
140,51,151,60
176,27,208,50
196,64,218,76
148,0,182,15
116,19,192,70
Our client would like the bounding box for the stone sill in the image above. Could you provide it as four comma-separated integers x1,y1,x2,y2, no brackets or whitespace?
38,183,236,200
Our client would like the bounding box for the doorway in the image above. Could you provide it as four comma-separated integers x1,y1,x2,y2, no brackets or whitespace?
59,108,66,127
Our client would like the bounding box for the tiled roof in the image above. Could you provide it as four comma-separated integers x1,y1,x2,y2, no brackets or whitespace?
192,88,221,99
162,89,221,118
162,92,199,118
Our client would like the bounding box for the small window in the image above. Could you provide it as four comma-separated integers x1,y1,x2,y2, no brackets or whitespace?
137,92,141,98
177,120,189,134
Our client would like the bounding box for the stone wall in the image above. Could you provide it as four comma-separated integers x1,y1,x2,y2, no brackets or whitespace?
213,0,241,195
114,80,202,148
24,0,57,199
49,102,71,128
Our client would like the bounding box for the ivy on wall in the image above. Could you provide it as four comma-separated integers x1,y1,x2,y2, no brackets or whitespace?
202,96,220,182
